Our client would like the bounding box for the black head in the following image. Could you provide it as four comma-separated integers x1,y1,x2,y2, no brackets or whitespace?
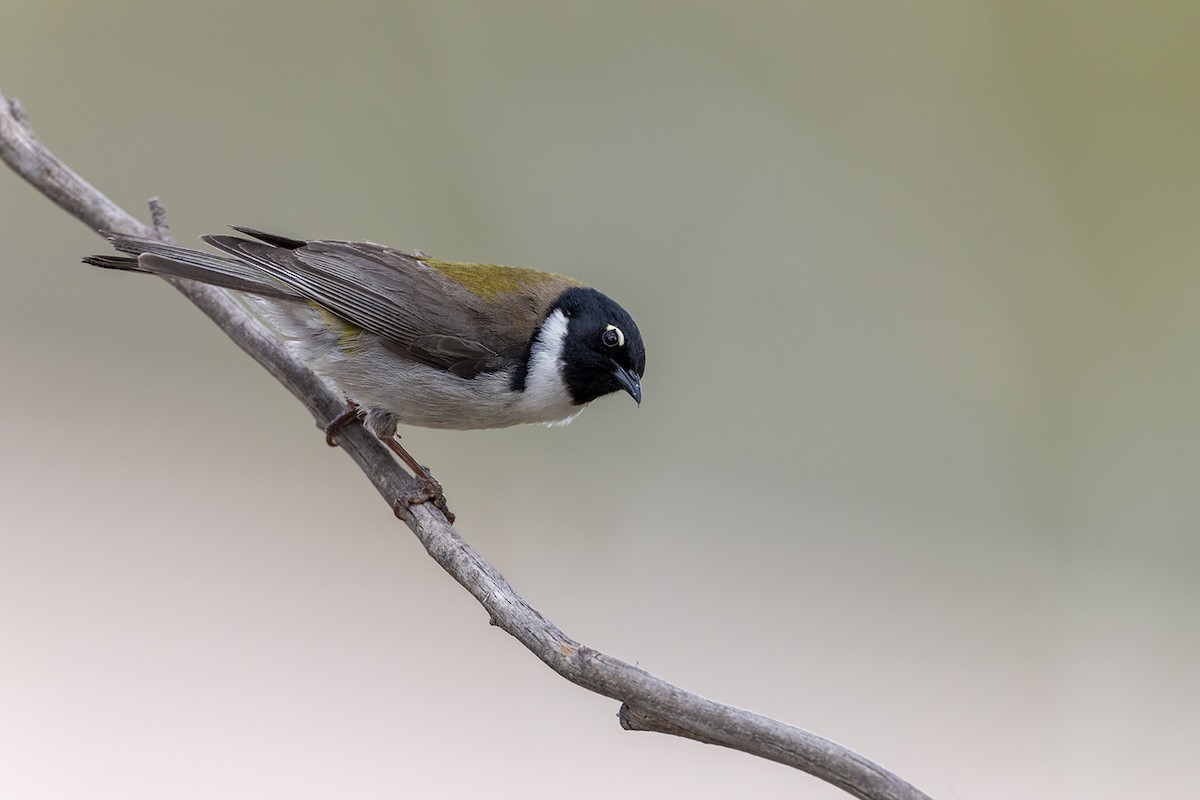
555,286,646,406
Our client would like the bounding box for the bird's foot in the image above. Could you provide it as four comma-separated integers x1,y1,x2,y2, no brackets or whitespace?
324,400,361,446
381,434,455,523
392,471,454,523
322,401,454,521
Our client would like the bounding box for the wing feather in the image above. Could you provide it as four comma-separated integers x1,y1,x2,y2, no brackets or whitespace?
201,234,576,376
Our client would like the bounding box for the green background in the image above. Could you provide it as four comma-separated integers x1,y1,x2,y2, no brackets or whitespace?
3,2,1198,797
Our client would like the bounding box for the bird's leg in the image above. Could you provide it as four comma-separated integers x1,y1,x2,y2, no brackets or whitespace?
321,400,454,522
382,436,455,523
324,399,362,446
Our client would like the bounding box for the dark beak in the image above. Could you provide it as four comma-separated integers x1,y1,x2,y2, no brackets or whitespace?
612,365,642,405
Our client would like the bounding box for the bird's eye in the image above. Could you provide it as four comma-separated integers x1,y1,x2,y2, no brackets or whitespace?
601,325,625,348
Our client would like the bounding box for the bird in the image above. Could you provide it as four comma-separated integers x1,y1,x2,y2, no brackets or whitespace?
83,227,646,521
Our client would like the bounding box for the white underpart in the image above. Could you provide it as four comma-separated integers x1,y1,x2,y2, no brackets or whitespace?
521,308,583,426
251,299,584,429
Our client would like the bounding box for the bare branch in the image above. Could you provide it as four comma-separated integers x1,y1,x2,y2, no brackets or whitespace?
0,90,933,800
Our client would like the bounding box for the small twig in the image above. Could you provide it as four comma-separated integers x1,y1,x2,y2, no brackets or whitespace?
0,89,932,800
10,96,29,127
149,195,171,238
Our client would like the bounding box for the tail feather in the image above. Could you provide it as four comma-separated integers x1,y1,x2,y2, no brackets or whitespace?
84,232,303,300
82,254,149,272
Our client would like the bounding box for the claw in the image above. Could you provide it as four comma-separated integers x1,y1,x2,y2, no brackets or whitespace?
392,473,455,523
381,435,454,522
324,400,361,446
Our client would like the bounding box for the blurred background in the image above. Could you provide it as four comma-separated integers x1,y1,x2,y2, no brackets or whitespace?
2,2,1198,798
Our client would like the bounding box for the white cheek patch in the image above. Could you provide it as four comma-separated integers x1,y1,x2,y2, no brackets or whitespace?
522,308,574,414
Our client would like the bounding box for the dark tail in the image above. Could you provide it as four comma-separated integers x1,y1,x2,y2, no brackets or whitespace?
81,254,151,272
82,233,302,300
